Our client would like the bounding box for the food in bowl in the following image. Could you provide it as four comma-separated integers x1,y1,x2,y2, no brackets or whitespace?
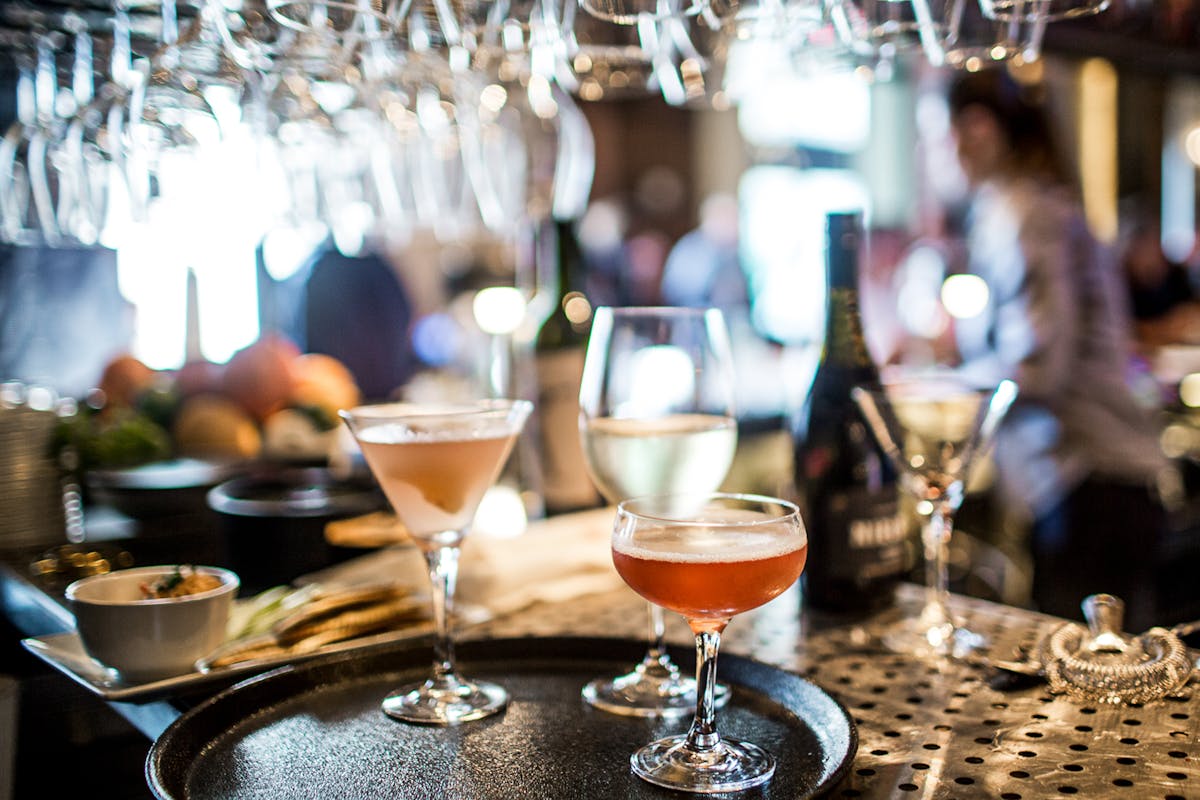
66,565,239,682
140,565,223,599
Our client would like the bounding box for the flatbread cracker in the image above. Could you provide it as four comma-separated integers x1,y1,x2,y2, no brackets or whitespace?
325,511,410,548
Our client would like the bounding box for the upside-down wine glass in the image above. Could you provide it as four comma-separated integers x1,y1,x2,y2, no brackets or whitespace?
579,306,737,717
0,32,67,246
340,399,532,724
613,493,808,792
851,375,1017,657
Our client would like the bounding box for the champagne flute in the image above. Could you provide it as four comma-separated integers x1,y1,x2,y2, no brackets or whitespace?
851,375,1017,657
340,399,532,724
579,306,737,717
613,493,808,792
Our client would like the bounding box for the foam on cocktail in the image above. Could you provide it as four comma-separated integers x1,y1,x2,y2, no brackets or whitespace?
356,422,520,444
612,530,806,563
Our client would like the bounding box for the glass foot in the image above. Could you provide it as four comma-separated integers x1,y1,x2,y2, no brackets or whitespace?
582,661,730,718
881,614,986,658
631,734,775,794
382,675,507,725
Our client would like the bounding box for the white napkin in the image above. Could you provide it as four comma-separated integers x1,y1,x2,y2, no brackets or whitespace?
459,507,621,616
300,507,623,619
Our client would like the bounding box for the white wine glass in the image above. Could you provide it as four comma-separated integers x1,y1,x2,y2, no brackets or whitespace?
579,305,737,717
613,493,808,792
851,375,1017,657
340,399,532,724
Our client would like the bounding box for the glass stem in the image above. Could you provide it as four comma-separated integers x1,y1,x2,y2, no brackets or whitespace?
685,629,723,753
644,603,677,674
921,501,953,627
423,543,461,682
160,0,178,48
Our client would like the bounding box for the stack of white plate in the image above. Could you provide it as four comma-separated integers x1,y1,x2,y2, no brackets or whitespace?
0,405,66,549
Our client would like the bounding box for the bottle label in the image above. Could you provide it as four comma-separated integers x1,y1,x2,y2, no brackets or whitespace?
822,486,908,581
536,348,600,511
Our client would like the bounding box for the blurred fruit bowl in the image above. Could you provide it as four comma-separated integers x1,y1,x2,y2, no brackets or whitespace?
89,339,363,470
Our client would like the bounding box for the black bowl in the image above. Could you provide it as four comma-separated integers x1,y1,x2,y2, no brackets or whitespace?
207,468,387,592
86,459,240,519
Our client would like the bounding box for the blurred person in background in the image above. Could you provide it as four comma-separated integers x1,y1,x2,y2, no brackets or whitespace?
946,67,1169,630
624,230,672,306
577,198,631,307
304,239,419,402
1120,207,1200,348
660,192,750,321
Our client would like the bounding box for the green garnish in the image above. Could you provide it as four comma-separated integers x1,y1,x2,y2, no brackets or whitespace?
157,565,187,593
290,403,337,432
142,565,190,598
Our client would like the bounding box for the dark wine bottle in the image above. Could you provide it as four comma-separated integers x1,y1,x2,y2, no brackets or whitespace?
535,219,601,514
794,211,908,613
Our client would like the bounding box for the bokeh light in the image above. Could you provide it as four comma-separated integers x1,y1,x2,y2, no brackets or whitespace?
941,274,990,319
472,286,528,335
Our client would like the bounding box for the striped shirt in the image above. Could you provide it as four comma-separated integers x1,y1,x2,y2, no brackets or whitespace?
954,178,1166,518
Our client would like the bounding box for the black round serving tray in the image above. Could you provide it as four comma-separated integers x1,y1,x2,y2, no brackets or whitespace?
147,636,857,799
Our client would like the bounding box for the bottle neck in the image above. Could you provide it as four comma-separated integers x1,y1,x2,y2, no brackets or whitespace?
823,219,872,370
537,219,590,350
554,219,576,301
823,285,873,369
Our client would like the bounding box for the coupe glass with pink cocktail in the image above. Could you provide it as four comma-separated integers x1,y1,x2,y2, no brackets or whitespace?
612,493,808,793
340,400,532,725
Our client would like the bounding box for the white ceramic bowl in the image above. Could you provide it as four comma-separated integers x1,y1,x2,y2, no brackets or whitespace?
65,566,239,682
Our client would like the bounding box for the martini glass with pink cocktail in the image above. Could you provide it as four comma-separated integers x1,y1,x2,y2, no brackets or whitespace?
612,493,808,793
340,399,532,725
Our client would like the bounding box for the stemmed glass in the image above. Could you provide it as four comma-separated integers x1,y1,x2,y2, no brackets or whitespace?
579,0,708,26
613,493,808,792
851,375,1017,657
0,32,68,246
339,399,532,724
0,47,41,244
579,306,737,717
124,1,226,223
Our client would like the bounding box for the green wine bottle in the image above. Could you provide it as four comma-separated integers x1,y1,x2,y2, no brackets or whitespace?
535,220,601,514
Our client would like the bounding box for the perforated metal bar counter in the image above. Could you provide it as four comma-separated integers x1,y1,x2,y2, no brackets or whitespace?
475,583,1199,799
2,538,1196,798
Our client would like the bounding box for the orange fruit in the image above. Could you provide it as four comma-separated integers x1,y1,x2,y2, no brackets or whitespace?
98,354,158,409
173,395,262,460
173,359,226,399
290,353,361,420
221,334,300,422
